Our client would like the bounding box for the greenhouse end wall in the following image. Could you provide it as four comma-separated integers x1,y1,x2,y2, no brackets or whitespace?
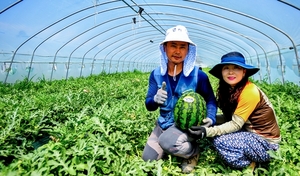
1,51,299,86
0,53,158,84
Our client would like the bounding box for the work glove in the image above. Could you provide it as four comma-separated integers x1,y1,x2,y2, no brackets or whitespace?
154,82,167,104
188,126,207,139
201,117,213,127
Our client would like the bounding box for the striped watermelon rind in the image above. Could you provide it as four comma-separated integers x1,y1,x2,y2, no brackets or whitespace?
174,91,206,130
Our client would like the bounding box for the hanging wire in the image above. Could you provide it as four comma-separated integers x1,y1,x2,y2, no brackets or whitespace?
121,0,165,35
130,0,166,33
93,0,98,25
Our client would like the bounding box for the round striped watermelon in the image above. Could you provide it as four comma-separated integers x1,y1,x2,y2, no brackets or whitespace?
174,91,206,130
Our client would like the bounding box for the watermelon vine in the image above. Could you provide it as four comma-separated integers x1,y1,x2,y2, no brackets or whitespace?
0,69,299,175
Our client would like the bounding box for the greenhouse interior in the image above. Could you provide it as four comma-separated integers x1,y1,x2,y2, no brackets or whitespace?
0,0,299,175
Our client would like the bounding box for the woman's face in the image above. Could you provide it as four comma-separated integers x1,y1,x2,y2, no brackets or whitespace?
221,64,246,87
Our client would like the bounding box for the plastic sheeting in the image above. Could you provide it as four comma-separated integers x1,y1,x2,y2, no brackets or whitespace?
0,0,299,85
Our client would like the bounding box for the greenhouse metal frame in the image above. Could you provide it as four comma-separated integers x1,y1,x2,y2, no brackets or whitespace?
0,0,299,85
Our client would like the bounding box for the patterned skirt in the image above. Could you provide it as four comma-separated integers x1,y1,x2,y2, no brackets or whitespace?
213,131,279,168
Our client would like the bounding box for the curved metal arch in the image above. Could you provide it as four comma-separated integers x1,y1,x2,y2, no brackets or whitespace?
136,50,160,72
7,1,290,84
0,0,23,14
112,31,230,68
51,12,139,80
140,19,256,64
191,24,270,82
136,3,287,83
89,4,279,82
57,10,265,82
2,1,298,85
127,19,270,81
191,32,268,81
127,34,238,68
116,24,242,59
103,14,254,66
97,32,158,67
119,30,234,67
79,26,154,76
72,11,260,73
142,16,261,65
128,42,232,75
27,4,266,80
89,26,161,75
107,35,156,71
123,47,159,70
182,0,298,81
107,18,256,69
192,38,229,53
278,0,300,10
29,5,129,81
117,45,159,73
114,36,162,72
4,0,120,83
118,49,159,73
81,26,153,76
143,8,280,82
64,18,139,79
174,21,270,82
123,47,159,72
107,34,156,73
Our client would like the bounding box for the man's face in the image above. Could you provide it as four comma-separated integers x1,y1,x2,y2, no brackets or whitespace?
164,41,189,65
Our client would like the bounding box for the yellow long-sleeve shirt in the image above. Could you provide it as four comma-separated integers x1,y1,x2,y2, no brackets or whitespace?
206,81,281,144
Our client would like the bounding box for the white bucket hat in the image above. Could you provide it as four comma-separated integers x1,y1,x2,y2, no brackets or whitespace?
160,25,195,46
159,25,197,77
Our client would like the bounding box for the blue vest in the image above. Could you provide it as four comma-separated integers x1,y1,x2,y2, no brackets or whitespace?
153,66,199,129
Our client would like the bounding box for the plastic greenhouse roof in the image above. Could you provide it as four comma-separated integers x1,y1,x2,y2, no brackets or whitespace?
0,0,300,85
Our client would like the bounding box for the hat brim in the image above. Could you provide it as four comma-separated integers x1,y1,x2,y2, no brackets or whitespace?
209,62,259,79
160,39,195,46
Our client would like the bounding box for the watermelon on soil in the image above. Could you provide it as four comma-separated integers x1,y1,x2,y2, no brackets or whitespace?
174,91,206,130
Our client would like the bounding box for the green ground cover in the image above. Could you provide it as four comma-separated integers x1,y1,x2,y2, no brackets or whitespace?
0,69,299,175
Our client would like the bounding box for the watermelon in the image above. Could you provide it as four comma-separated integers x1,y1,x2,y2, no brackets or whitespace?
174,91,206,130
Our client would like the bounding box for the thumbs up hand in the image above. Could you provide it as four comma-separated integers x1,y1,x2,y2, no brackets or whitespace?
154,82,167,104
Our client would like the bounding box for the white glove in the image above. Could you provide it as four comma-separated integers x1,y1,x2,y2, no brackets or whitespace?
154,82,167,104
201,117,213,127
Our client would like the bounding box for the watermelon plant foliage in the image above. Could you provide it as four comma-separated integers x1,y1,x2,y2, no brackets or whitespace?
0,69,299,175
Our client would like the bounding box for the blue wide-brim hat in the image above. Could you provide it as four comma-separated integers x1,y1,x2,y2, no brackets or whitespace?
209,52,259,79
